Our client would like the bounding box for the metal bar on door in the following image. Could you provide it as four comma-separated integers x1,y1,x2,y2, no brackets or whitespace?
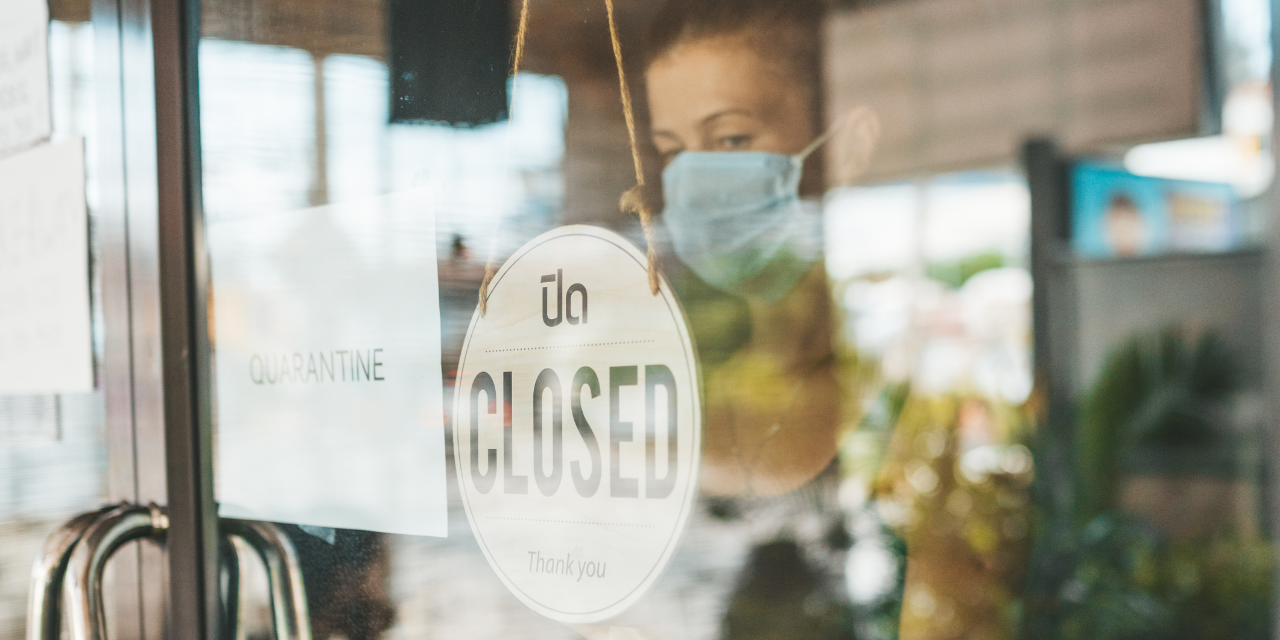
150,0,218,635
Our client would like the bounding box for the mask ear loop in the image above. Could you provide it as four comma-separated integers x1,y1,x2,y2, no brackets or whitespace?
795,110,852,163
605,0,662,296
478,0,532,316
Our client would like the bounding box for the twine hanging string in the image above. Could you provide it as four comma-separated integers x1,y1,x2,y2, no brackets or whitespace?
478,0,532,316
478,0,661,316
604,0,662,296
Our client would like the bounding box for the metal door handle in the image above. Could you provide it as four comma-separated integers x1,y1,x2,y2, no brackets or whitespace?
28,506,313,640
63,504,168,640
26,506,116,640
221,520,313,640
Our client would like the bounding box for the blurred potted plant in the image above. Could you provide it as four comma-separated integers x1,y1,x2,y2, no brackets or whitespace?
1078,328,1255,539
1020,327,1274,640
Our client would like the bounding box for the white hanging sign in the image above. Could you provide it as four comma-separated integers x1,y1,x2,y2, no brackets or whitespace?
453,225,701,623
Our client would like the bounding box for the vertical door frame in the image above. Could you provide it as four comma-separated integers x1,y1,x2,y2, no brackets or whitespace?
92,0,215,635
153,0,218,634
1266,0,1280,633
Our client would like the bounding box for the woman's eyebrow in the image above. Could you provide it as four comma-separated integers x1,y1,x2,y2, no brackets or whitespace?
700,109,755,128
651,130,683,146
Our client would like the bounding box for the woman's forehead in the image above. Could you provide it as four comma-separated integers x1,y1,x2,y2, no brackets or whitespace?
647,37,773,82
646,40,801,125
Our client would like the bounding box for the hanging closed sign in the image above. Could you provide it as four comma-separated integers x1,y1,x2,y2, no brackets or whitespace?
452,225,702,623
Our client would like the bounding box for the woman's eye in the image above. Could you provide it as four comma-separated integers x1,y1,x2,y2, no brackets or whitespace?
717,135,752,150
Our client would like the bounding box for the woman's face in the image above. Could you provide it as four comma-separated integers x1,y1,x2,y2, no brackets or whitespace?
646,38,815,165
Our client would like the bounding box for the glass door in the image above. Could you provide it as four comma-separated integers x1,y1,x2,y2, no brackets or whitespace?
185,0,1279,639
2,0,186,637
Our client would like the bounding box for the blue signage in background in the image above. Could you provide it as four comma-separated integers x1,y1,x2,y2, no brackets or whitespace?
1072,161,1240,259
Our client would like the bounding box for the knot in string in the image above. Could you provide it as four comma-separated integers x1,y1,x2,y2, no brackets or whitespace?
620,185,662,295
606,0,662,296
478,0,661,316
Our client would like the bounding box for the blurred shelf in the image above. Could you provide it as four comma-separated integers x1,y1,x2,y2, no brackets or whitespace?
1056,246,1266,268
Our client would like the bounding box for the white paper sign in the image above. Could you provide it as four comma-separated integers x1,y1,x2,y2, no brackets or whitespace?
453,226,701,623
0,0,51,157
210,189,447,537
0,138,92,395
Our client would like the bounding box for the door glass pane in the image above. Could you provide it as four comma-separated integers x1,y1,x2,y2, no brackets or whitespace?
0,16,109,639
197,0,1276,638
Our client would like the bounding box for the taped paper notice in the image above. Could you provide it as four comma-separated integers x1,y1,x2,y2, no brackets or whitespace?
0,0,51,156
0,138,92,395
210,189,448,537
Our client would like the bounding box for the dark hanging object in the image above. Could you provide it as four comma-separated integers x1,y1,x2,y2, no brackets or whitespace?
389,0,512,126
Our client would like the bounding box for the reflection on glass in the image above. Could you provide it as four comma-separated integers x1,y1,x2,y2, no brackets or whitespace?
198,0,1276,638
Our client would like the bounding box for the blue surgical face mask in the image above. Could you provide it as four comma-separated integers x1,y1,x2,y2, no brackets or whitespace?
660,123,842,303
